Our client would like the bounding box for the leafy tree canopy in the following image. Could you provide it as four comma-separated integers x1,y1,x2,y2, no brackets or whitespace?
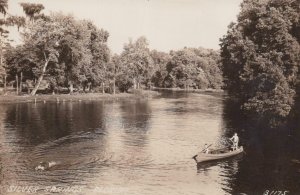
220,0,300,127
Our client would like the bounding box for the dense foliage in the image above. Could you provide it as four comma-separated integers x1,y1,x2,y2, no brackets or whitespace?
164,47,222,89
5,12,110,94
0,0,9,85
2,1,223,94
116,37,155,92
109,41,222,92
220,0,300,127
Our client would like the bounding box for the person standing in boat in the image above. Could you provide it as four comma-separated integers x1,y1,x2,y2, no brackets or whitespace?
230,133,239,150
203,144,210,154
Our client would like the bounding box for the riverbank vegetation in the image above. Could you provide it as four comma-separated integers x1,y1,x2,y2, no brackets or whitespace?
4,0,298,129
0,1,223,97
220,0,300,128
0,90,161,104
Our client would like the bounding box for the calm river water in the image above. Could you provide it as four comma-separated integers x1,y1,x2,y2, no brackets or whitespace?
0,91,300,195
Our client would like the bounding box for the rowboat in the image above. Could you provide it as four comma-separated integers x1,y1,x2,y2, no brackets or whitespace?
193,146,244,163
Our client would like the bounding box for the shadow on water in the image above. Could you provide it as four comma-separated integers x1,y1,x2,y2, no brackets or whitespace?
113,100,153,170
221,97,300,194
4,101,108,144
119,99,151,130
118,99,151,149
0,99,155,185
0,101,113,187
196,154,244,173
195,154,244,195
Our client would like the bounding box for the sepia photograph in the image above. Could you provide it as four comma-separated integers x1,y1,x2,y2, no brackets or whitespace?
0,0,299,194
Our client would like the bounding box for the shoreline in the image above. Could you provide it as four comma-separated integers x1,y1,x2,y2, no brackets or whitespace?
0,91,160,104
152,87,224,93
0,88,224,104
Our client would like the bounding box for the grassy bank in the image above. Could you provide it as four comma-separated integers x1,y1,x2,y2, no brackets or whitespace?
0,90,160,104
152,87,224,93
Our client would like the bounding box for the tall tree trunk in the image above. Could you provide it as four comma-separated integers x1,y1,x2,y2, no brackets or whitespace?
87,82,91,92
69,82,74,94
133,78,136,89
113,77,116,95
137,77,140,89
0,38,4,95
20,72,23,93
16,75,19,95
4,74,6,94
102,82,105,94
31,58,50,96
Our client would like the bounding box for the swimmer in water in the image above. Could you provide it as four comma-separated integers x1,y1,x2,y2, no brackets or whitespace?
35,161,57,171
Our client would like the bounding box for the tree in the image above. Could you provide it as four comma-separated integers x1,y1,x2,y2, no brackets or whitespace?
22,17,62,95
82,21,110,92
150,50,170,88
107,54,124,94
114,53,135,92
6,13,110,95
166,48,198,88
119,37,154,90
20,3,44,21
191,48,223,89
6,16,26,31
164,47,222,89
54,18,110,93
220,0,300,127
53,16,92,93
0,0,8,93
0,0,7,16
0,2,44,95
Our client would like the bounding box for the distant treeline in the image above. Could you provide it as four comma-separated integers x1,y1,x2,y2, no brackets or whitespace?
0,1,222,96
220,0,300,127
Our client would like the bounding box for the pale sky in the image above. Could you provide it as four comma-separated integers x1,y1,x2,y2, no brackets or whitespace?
7,0,243,54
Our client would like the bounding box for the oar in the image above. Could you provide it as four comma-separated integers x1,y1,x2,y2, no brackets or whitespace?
228,138,233,143
200,144,213,153
220,138,232,149
192,144,213,159
222,138,235,151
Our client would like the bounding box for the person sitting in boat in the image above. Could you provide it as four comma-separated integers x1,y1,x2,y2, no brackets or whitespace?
230,133,239,150
35,161,57,171
203,144,210,154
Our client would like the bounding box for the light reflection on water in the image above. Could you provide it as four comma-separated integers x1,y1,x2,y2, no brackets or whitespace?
0,92,264,195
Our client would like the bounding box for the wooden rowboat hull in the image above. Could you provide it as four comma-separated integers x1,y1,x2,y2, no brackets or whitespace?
193,146,244,163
